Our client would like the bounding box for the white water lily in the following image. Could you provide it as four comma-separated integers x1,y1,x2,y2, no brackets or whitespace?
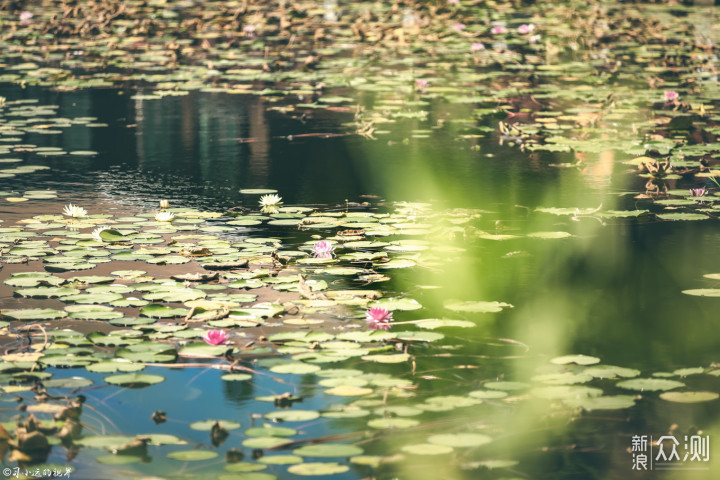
91,226,110,241
155,211,175,222
259,194,283,209
63,203,87,218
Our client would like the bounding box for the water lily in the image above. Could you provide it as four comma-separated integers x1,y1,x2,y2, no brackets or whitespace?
202,329,229,345
448,0,459,4
517,23,535,34
259,194,283,209
312,240,334,258
365,307,393,331
664,90,679,102
63,204,87,218
690,187,706,197
452,22,466,32
415,79,429,91
491,25,508,35
159,199,169,209
471,42,485,52
529,34,541,45
19,11,32,25
155,211,175,222
244,24,256,35
91,226,110,241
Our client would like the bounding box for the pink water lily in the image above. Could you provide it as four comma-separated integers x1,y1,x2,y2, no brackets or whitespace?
664,90,679,102
203,329,229,345
312,240,334,258
471,42,485,52
452,22,466,32
365,307,393,331
19,11,32,25
490,25,507,35
690,187,706,197
517,23,535,34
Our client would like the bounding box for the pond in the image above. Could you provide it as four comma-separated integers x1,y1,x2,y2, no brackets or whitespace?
0,1,719,479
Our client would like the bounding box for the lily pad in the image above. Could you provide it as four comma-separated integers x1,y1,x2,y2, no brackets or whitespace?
167,450,219,461
401,444,454,455
287,463,350,476
265,410,319,422
659,391,719,403
616,378,685,392
104,373,165,387
189,420,241,431
292,444,364,457
444,300,513,313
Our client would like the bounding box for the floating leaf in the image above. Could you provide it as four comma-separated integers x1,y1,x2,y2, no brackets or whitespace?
1,308,67,320
659,391,719,403
361,353,410,363
682,289,720,297
167,450,218,461
104,374,165,387
444,300,513,313
563,395,637,410
617,378,685,392
265,410,319,422
189,420,241,431
582,365,640,379
287,463,350,476
269,363,321,375
75,436,135,448
326,385,373,396
367,418,419,429
292,444,364,458
401,444,453,455
551,355,600,366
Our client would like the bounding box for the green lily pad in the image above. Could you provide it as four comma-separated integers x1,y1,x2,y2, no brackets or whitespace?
369,297,422,310
242,437,289,449
361,353,410,363
659,391,719,403
258,455,303,465
221,373,252,381
44,376,93,389
139,304,189,318
104,373,165,387
167,450,219,461
269,363,321,374
75,435,135,448
367,418,419,429
563,395,637,410
413,318,475,329
444,300,513,313
682,289,720,297
287,463,350,476
551,354,601,365
583,365,641,379
245,427,297,437
265,410,319,422
292,444,364,458
190,420,241,431
1,308,67,320
178,342,230,357
617,378,685,391
401,444,454,455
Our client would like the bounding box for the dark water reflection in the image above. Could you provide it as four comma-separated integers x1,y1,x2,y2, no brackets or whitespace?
1,84,719,479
